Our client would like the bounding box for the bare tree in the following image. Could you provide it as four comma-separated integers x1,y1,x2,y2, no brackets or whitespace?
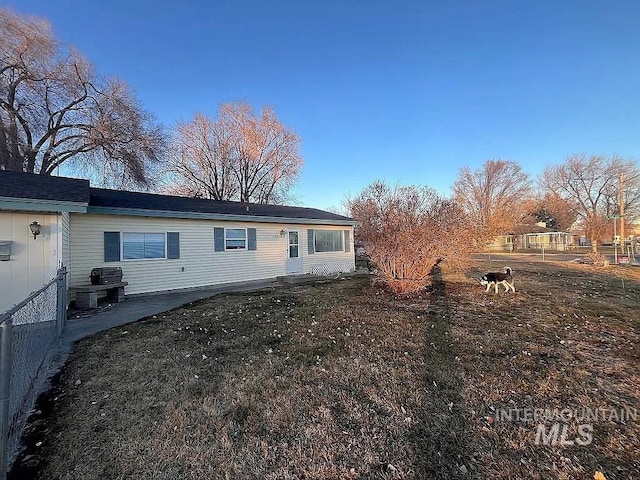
453,159,532,243
521,192,578,231
0,9,164,187
166,102,302,204
349,181,472,294
165,113,237,200
540,154,640,251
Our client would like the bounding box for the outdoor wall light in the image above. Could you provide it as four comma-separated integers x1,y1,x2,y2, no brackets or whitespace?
280,229,286,237
29,221,41,239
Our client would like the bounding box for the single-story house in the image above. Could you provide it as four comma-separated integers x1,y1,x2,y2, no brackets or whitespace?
0,171,355,312
490,224,575,252
489,235,514,252
519,231,574,251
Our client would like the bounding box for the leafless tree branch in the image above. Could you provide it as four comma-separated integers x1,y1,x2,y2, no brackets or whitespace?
0,9,165,187
165,102,302,204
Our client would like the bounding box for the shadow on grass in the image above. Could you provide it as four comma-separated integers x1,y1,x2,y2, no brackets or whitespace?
409,264,475,478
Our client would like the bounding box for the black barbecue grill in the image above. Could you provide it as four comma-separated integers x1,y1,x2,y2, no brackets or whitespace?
90,267,123,285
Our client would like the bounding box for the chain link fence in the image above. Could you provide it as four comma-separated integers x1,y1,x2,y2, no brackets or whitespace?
0,268,67,477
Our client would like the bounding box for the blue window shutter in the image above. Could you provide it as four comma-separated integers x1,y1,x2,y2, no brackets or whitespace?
307,229,315,254
344,230,351,252
104,232,120,262
247,228,257,251
167,232,180,259
214,227,225,252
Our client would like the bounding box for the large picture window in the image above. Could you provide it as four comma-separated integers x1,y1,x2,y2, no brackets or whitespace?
104,231,179,262
123,233,166,259
225,228,247,250
314,230,343,253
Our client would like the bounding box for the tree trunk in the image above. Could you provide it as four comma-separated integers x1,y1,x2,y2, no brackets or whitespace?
6,117,24,171
0,120,10,170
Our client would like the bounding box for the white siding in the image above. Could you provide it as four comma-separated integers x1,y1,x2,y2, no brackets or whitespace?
69,214,354,296
61,211,70,269
0,212,61,312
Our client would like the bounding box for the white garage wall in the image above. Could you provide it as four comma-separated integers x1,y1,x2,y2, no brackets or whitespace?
0,212,61,312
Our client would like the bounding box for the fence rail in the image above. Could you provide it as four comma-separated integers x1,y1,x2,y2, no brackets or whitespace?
0,268,67,478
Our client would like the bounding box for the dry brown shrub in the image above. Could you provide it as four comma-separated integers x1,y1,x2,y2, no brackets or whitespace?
349,181,472,294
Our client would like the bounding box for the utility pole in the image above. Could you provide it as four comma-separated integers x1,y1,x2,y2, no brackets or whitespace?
619,173,625,248
613,216,618,264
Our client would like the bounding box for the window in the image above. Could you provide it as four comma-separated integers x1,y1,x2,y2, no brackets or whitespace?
225,228,247,250
289,230,299,258
123,233,166,259
214,227,256,252
104,232,179,262
344,229,351,252
314,230,343,253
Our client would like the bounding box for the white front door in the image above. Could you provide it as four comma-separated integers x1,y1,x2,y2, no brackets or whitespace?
286,230,302,274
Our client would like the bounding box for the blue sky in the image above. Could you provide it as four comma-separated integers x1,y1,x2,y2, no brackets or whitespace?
7,0,640,209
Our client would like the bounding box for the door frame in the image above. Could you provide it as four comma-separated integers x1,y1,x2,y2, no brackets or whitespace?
286,229,302,274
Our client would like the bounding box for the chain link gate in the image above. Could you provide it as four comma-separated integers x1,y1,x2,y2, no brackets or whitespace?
0,267,67,479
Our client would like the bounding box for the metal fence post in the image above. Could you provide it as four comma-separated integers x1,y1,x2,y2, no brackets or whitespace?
56,273,63,337
0,317,13,480
55,268,68,337
61,267,67,333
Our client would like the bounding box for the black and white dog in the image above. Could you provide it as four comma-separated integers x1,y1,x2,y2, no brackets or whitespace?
480,266,515,293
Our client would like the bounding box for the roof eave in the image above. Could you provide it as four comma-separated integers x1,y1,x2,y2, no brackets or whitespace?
86,206,357,226
0,197,88,213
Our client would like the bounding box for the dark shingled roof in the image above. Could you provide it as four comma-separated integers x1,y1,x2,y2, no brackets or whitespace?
89,187,353,222
0,171,352,222
0,170,90,203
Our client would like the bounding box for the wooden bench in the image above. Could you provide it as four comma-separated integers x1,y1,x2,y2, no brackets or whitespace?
71,282,128,309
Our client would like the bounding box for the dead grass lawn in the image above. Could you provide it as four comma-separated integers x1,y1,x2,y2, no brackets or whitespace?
10,260,640,479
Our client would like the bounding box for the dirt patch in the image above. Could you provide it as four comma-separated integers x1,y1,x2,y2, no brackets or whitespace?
9,261,640,479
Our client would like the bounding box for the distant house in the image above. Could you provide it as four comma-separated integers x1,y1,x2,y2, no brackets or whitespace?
626,223,640,246
519,231,574,251
490,223,575,252
489,234,514,252
0,171,355,311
